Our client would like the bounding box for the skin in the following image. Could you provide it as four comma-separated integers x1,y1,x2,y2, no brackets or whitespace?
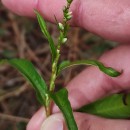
2,0,130,129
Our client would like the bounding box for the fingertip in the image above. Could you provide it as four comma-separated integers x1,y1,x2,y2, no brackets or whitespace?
40,114,64,130
36,0,70,23
1,0,38,17
26,107,46,130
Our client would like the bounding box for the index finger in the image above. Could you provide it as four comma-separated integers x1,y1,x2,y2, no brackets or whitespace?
65,45,130,110
2,0,130,43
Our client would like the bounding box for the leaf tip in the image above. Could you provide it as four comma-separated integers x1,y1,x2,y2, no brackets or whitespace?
105,67,123,77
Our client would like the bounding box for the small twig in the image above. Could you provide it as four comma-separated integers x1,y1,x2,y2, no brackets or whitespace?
0,113,29,123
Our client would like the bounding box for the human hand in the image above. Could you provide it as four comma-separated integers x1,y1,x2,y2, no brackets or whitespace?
2,0,130,130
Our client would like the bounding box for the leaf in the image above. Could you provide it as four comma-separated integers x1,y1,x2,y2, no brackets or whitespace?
1,59,48,106
78,93,130,119
50,88,78,130
35,10,57,62
57,60,121,77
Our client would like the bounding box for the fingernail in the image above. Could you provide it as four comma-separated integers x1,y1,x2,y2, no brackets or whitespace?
41,116,63,130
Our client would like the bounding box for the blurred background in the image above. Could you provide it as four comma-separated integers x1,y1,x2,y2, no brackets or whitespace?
0,2,118,130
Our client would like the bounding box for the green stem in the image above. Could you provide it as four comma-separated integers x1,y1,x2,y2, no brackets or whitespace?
45,1,72,117
45,44,61,117
50,45,60,92
45,105,51,117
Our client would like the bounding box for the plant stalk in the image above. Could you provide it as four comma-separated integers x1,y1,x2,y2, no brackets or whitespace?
50,45,60,92
45,45,61,117
45,0,73,117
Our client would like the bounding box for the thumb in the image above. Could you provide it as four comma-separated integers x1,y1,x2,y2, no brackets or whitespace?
29,111,130,130
40,114,64,130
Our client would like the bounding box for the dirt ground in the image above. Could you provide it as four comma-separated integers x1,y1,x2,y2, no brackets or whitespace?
0,3,117,130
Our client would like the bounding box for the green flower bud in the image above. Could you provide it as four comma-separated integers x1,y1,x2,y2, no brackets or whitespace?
67,0,72,4
67,11,72,16
62,38,67,44
66,15,72,20
64,11,72,20
58,23,64,31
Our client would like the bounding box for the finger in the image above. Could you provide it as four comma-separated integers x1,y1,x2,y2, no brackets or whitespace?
27,45,130,129
66,45,130,110
2,0,130,43
28,112,130,130
26,108,46,130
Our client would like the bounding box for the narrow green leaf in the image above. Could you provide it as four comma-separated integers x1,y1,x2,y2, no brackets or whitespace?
35,10,57,62
78,93,130,119
50,88,78,130
57,60,121,77
1,59,48,106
